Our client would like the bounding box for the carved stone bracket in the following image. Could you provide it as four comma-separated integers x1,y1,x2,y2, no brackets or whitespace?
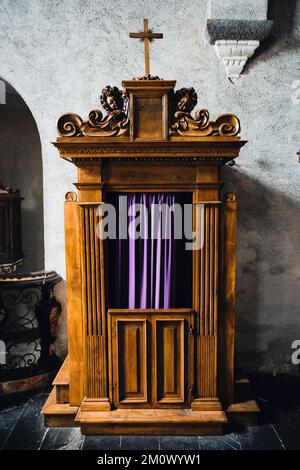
214,39,260,83
204,0,273,83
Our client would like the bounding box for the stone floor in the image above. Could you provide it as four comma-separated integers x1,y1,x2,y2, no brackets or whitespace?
0,373,300,450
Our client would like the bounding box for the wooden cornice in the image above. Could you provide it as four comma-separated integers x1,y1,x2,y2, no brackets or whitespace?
53,137,247,166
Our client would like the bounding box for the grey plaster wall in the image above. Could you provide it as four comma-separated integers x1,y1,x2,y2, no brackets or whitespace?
0,0,299,373
209,0,268,20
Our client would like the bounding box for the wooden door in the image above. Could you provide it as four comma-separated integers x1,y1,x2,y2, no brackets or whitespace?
112,319,148,407
154,319,185,406
109,310,193,409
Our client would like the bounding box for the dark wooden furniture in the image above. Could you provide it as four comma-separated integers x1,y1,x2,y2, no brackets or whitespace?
0,270,61,396
42,76,259,435
0,189,23,273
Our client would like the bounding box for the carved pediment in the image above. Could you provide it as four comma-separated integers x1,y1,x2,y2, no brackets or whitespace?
56,80,240,140
169,87,240,137
57,86,129,137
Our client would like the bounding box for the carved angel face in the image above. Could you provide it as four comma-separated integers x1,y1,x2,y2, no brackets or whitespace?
106,95,119,111
100,86,125,114
177,95,191,112
174,87,198,114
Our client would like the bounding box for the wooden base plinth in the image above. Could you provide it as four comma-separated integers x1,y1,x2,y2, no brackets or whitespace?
76,408,227,436
191,398,222,411
43,388,79,428
81,398,111,412
42,357,260,435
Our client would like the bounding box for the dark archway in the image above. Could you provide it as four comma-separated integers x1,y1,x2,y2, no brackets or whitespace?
0,78,44,271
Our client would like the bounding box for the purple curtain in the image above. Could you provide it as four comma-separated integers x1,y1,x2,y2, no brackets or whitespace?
128,193,174,309
107,192,191,310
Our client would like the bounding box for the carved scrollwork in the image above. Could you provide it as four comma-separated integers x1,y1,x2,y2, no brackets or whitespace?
80,108,129,137
57,85,129,137
57,113,83,137
170,87,240,137
57,83,240,139
88,109,104,126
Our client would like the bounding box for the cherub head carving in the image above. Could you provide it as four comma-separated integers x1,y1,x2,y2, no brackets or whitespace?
174,87,198,114
100,86,125,114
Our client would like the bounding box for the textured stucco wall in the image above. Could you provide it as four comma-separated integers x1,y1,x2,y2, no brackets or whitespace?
209,0,268,20
0,0,299,373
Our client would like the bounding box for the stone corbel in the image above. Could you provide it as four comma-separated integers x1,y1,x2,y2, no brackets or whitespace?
204,1,273,83
214,39,260,83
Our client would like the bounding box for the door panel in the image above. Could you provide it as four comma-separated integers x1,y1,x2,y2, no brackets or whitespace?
109,310,193,409
154,319,185,405
112,319,148,407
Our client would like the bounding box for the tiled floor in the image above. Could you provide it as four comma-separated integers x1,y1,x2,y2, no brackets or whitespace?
0,373,300,450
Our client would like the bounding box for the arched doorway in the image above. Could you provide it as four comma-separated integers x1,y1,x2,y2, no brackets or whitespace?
0,78,44,271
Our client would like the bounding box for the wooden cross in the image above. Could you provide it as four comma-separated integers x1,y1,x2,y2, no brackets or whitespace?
129,19,163,77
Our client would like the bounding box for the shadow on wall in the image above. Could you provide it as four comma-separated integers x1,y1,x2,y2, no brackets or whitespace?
0,78,44,272
267,0,299,39
243,0,299,73
222,164,300,374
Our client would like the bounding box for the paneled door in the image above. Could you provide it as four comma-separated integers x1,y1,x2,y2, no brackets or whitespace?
154,319,185,406
109,309,193,409
113,319,148,406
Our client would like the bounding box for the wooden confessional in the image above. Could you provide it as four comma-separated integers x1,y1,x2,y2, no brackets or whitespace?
42,24,259,434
